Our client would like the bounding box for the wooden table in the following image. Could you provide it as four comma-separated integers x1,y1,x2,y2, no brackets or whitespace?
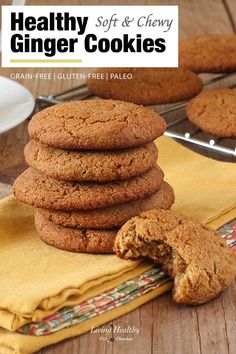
0,1,235,353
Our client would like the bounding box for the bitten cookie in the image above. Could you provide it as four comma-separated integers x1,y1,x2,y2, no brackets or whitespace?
186,88,236,137
13,166,164,210
179,35,236,73
87,68,203,105
35,212,116,254
39,181,175,229
114,209,236,305
24,140,158,182
28,100,166,150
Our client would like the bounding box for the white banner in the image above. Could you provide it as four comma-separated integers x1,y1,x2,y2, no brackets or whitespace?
1,5,178,68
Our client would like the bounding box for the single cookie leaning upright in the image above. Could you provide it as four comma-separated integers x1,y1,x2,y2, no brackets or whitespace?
13,166,164,210
186,88,236,137
28,100,166,150
114,209,236,305
87,68,203,105
38,181,175,229
179,35,236,73
24,140,158,182
35,212,116,254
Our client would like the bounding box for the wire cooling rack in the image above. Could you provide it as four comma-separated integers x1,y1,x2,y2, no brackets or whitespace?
37,72,236,160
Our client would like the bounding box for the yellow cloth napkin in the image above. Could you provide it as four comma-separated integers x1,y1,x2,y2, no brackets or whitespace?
0,136,236,354
157,137,236,225
0,196,154,332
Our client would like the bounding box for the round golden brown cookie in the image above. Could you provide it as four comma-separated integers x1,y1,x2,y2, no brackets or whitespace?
179,35,236,73
24,140,158,182
87,68,203,105
114,209,236,305
39,181,175,229
28,100,166,150
35,211,116,254
13,166,164,210
186,88,236,137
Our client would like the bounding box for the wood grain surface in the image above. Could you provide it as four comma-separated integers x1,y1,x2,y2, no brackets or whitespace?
0,1,235,354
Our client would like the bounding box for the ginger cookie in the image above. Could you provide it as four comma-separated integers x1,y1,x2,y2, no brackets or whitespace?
35,211,116,254
28,100,166,150
39,181,175,229
114,209,236,305
186,88,236,137
179,35,236,73
87,68,203,105
13,166,164,210
24,140,158,182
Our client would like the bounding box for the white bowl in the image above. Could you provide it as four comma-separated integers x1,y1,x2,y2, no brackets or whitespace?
0,76,35,134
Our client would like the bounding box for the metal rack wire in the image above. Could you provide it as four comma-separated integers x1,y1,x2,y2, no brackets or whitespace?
37,72,236,159
159,73,236,158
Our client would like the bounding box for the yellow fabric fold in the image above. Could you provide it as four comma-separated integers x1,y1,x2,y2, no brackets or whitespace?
157,136,236,225
0,282,173,354
0,196,154,332
0,136,236,354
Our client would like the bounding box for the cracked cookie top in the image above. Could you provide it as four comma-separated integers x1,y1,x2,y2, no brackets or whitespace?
13,166,164,210
39,181,175,229
28,100,166,150
87,68,203,105
24,140,158,182
186,88,236,137
35,211,116,254
114,209,236,305
179,35,236,73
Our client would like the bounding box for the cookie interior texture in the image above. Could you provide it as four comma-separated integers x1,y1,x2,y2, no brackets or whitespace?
114,209,236,305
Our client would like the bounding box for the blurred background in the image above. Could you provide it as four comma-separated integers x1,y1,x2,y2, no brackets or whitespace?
0,0,235,196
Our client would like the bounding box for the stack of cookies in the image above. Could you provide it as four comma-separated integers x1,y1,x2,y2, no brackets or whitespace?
13,100,175,254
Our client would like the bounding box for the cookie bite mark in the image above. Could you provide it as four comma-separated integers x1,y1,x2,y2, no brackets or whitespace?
115,209,236,305
114,218,184,278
